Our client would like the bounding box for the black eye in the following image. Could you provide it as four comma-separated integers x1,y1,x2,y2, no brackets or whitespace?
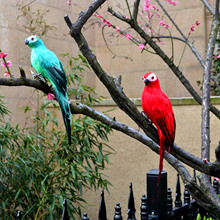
31,37,34,41
151,76,154,80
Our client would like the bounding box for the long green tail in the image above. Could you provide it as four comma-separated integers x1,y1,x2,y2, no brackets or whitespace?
55,88,71,145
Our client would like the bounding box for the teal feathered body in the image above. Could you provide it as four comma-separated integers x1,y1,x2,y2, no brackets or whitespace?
25,36,71,145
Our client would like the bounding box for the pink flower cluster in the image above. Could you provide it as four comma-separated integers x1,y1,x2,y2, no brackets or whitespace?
0,51,12,77
47,93,55,100
0,52,7,58
97,14,112,27
159,18,170,29
190,21,200,32
144,0,151,11
166,0,178,6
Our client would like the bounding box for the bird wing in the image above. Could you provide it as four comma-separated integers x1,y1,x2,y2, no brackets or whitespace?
32,48,67,91
152,92,176,146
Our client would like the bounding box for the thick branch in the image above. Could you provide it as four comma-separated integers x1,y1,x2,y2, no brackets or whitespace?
108,7,220,120
132,0,140,21
0,77,54,95
201,0,215,15
201,0,219,162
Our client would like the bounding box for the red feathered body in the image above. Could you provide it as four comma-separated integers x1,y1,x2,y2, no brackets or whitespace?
141,72,176,200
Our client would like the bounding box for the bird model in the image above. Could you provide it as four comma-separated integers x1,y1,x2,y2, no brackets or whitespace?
141,72,176,200
25,36,71,145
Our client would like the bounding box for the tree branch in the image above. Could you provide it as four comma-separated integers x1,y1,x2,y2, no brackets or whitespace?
108,7,220,119
132,0,140,21
201,0,215,15
155,0,205,68
201,0,220,162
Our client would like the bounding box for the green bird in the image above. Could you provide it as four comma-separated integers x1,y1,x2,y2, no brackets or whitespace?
25,35,71,145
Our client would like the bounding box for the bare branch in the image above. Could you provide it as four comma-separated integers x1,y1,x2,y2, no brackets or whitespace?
133,0,140,21
201,0,215,15
155,0,205,68
201,0,220,162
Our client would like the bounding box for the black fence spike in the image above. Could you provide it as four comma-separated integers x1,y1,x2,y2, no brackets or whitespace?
184,188,190,204
82,213,89,220
62,199,70,220
140,194,148,220
17,210,22,220
114,203,122,220
127,182,136,220
175,173,182,207
213,178,219,194
99,190,107,220
167,188,173,211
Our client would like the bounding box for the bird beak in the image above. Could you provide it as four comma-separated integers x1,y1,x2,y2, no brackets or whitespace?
144,78,150,85
25,39,29,45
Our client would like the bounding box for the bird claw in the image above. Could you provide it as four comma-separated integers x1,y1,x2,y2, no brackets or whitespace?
30,69,47,84
141,111,152,125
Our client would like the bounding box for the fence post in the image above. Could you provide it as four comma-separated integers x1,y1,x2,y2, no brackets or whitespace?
99,190,107,220
147,169,167,220
127,182,136,220
175,174,182,208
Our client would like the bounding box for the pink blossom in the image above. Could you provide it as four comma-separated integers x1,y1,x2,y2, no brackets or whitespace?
67,1,71,5
148,29,153,33
139,44,145,50
4,72,10,77
191,24,195,31
172,1,178,6
156,14,160,18
159,19,165,26
196,21,200,26
47,93,55,100
68,100,71,104
97,14,102,18
214,177,219,181
116,27,120,33
1,61,12,67
203,158,208,163
165,24,170,29
125,34,131,39
217,54,220,59
0,52,7,58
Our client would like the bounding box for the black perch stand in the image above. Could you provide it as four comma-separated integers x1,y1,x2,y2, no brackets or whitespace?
147,169,167,220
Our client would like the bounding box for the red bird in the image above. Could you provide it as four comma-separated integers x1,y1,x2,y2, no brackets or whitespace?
141,72,176,200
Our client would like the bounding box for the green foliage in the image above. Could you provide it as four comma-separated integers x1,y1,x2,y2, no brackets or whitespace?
0,55,113,219
61,53,106,105
17,5,56,37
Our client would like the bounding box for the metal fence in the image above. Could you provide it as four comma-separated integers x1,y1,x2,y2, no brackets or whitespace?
16,169,219,220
